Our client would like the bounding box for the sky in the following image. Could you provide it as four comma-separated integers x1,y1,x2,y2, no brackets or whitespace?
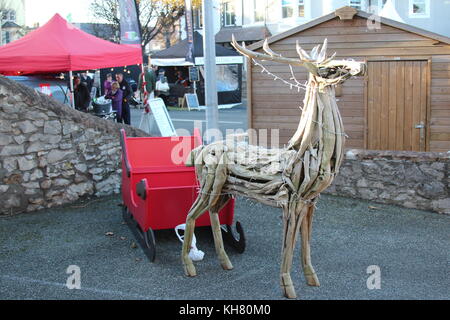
25,0,96,27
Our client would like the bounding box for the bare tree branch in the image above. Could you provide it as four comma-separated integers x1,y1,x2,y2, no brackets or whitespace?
90,0,190,51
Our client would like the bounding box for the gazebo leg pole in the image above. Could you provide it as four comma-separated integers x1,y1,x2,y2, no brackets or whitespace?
69,70,75,109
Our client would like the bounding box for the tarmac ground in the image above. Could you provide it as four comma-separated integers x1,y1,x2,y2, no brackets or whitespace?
0,194,448,300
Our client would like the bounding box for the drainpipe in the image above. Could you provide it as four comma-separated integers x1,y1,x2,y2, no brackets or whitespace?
241,0,244,26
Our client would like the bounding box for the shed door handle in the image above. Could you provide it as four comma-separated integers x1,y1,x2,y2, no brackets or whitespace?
415,123,425,129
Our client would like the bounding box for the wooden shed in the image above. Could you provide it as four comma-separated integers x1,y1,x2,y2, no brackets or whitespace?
246,7,450,152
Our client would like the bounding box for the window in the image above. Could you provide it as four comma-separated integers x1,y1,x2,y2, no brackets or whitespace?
349,0,363,10
367,0,389,13
349,0,390,12
2,31,10,44
193,8,203,29
222,1,236,26
409,0,430,18
254,0,265,23
9,10,15,22
298,0,305,17
282,0,308,19
282,0,294,18
1,10,16,22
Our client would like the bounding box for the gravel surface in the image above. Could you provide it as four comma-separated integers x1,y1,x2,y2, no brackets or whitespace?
0,194,448,300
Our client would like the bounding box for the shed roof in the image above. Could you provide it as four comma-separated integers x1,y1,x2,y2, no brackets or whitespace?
216,26,271,43
248,6,450,51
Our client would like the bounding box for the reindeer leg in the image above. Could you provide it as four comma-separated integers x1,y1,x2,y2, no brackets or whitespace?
182,158,218,277
182,197,209,277
280,204,303,299
300,203,320,286
209,197,234,271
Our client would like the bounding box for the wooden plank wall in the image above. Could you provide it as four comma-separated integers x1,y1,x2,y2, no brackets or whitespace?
249,17,450,152
430,55,450,151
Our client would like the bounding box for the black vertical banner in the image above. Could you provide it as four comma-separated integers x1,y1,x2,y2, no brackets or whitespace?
119,0,142,47
185,0,195,63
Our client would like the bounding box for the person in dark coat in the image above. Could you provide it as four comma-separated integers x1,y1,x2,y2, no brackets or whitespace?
116,73,132,125
105,81,123,123
80,72,93,93
73,76,91,111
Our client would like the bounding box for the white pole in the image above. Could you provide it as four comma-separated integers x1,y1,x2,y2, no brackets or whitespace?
0,14,3,46
69,71,75,108
202,0,219,144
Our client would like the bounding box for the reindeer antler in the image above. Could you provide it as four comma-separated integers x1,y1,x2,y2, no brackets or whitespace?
231,35,304,67
232,35,334,76
232,35,365,79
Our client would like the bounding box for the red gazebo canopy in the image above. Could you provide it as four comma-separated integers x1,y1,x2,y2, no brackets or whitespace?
0,14,142,75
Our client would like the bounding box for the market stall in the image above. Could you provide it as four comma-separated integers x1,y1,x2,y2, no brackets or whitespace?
151,31,243,106
0,14,142,108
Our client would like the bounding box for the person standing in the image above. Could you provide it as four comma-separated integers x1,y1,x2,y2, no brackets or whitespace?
175,70,189,88
138,65,157,100
105,81,123,123
73,76,91,112
80,72,93,93
116,73,132,125
156,68,170,105
103,73,113,96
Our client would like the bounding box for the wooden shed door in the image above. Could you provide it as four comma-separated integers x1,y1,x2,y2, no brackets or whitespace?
367,60,429,151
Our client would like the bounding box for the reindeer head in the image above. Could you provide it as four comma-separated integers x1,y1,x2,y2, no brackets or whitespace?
231,36,366,87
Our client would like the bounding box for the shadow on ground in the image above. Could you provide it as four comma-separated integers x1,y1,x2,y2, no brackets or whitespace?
0,194,448,300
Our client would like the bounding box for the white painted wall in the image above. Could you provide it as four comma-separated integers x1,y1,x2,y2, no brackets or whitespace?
209,0,450,39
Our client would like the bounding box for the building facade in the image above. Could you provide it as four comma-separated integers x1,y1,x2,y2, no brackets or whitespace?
193,0,450,44
1,0,26,45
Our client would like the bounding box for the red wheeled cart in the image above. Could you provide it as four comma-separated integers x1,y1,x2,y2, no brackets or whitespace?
120,129,245,262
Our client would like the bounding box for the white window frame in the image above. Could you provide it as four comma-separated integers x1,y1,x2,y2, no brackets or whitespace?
9,10,16,22
281,0,311,21
253,0,266,24
193,8,203,29
367,0,392,14
349,0,364,10
2,30,10,44
222,1,236,27
409,0,430,18
349,0,392,12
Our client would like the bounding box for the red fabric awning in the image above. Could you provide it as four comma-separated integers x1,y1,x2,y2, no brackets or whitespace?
0,14,142,75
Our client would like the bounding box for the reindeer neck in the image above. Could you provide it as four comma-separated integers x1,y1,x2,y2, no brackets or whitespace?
287,75,336,154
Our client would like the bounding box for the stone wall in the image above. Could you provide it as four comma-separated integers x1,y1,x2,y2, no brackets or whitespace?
1,76,448,215
0,76,147,215
325,150,450,214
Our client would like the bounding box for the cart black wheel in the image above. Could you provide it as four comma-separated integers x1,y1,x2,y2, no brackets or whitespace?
122,205,132,223
143,228,156,262
222,221,246,254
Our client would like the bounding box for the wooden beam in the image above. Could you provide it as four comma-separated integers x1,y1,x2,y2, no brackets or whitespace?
246,57,254,144
426,58,432,152
335,6,357,20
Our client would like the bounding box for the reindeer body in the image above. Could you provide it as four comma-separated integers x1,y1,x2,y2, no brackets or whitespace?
181,38,366,299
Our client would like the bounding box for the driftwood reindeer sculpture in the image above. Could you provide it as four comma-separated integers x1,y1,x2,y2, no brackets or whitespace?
181,36,366,298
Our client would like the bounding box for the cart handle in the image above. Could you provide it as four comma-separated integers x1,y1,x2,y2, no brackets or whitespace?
136,179,148,201
120,129,132,178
